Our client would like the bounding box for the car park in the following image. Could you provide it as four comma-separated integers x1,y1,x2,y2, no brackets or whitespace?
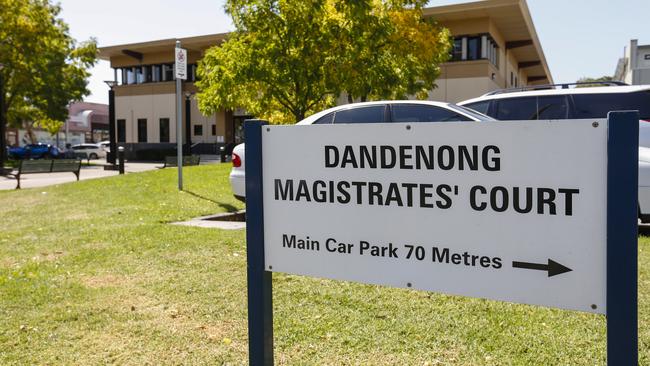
460,82,650,222
71,143,106,159
8,143,62,159
229,100,496,201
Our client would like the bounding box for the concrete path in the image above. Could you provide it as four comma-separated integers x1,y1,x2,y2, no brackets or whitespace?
0,160,160,190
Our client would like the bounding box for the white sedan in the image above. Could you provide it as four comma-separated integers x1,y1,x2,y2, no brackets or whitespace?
229,100,495,201
71,143,107,160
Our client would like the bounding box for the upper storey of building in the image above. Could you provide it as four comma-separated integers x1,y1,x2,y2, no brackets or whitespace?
98,0,552,91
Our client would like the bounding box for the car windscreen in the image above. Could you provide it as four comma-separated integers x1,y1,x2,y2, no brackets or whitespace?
391,104,472,122
449,104,494,121
461,101,490,115
572,91,650,119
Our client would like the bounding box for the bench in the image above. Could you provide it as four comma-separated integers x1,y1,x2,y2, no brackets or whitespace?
72,152,94,165
12,159,81,189
159,155,201,168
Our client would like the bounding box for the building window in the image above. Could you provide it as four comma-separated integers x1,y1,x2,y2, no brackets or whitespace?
159,118,170,143
187,64,196,82
449,34,499,67
117,119,126,143
193,125,203,136
510,72,514,86
467,37,481,60
115,62,199,85
152,65,161,82
120,68,128,85
127,68,135,84
211,124,216,136
135,67,144,84
162,64,174,81
451,38,463,61
137,119,147,143
143,65,152,83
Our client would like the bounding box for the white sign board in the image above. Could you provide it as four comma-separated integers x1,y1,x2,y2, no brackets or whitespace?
175,47,187,80
262,121,607,314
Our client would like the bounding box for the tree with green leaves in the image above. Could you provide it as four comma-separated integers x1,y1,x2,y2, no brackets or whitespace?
0,0,97,149
576,75,615,87
197,0,451,124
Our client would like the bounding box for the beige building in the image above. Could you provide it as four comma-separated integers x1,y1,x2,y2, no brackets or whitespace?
614,39,650,85
98,0,551,156
425,0,552,102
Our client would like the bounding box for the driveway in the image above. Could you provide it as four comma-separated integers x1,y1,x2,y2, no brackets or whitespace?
0,160,161,190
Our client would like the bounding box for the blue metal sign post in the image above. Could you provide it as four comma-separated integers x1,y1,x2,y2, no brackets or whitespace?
245,120,273,366
606,111,638,365
245,113,639,365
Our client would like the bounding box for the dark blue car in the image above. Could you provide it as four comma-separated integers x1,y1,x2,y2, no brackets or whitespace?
8,144,61,159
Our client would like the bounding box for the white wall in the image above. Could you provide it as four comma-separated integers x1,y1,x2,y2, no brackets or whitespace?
116,94,219,144
188,97,218,143
115,94,176,143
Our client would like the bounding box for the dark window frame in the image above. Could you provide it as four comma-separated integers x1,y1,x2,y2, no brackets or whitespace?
466,36,481,60
159,118,170,143
117,119,126,143
137,118,148,143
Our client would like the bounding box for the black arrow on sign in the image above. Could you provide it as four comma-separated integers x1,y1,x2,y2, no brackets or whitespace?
512,259,572,277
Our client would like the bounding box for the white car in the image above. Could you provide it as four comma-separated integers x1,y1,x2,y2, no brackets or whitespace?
71,143,106,159
459,83,650,147
459,82,650,222
98,140,110,153
639,147,650,223
229,100,495,201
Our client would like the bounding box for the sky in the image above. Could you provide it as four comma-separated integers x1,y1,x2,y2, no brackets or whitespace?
58,0,650,104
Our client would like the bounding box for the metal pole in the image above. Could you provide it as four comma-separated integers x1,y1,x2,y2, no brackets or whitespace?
185,94,191,154
65,117,69,146
0,69,6,172
108,87,116,165
118,146,125,175
606,111,638,365
176,40,183,190
245,119,273,366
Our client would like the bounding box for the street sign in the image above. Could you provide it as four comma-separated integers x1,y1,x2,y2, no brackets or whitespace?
175,47,187,80
175,41,184,190
262,120,606,313
245,112,639,365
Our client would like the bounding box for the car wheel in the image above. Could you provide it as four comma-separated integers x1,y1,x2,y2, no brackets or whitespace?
89,153,98,159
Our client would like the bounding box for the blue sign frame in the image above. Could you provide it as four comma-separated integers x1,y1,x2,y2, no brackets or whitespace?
606,111,638,364
245,112,639,366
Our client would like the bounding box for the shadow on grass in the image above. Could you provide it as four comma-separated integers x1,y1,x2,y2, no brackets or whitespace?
184,190,239,212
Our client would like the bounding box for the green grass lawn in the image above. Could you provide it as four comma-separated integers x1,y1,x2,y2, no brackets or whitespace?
0,164,647,365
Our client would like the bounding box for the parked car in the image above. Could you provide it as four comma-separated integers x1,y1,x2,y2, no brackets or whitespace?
71,143,106,159
459,82,650,223
8,143,61,159
639,147,650,223
229,100,495,201
459,82,650,147
98,140,110,153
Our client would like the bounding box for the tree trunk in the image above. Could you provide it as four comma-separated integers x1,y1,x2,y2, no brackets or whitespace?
25,121,36,144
